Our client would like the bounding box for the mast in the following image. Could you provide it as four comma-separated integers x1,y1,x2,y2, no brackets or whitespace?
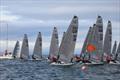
49,27,59,59
103,21,112,56
58,16,78,63
32,32,42,59
20,34,29,59
12,41,20,58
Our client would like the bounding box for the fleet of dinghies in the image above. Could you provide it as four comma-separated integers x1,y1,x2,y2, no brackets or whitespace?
0,15,120,66
75,16,120,65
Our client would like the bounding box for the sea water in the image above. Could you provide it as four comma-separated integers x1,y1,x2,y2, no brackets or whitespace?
0,59,120,80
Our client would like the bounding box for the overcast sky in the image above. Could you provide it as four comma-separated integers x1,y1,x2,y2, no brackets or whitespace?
0,0,120,55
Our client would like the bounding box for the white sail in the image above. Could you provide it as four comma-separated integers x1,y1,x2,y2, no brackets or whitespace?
95,16,103,61
115,42,120,60
49,27,59,59
112,41,117,58
103,21,112,56
12,41,20,58
58,16,78,63
20,34,29,59
116,42,120,55
32,32,42,60
58,32,65,56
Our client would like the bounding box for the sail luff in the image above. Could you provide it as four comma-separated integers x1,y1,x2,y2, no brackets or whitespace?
12,41,20,58
59,16,78,63
32,32,42,59
20,34,29,59
49,27,59,58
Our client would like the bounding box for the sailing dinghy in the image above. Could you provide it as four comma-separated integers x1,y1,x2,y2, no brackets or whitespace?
20,34,29,60
50,16,79,66
32,32,42,60
109,42,120,65
48,27,59,62
12,41,20,59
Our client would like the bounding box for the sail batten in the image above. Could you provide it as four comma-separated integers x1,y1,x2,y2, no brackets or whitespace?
20,34,29,59
32,32,42,60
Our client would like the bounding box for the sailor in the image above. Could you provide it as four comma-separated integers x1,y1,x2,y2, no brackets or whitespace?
70,58,73,63
75,55,81,62
5,50,8,56
51,56,57,62
106,55,112,63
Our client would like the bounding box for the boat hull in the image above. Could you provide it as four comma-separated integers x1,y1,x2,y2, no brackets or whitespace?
84,62,104,66
50,62,74,66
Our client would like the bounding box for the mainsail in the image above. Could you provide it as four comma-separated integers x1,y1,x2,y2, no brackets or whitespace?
95,16,103,61
80,27,93,59
20,34,29,59
115,42,120,60
103,21,112,56
88,24,98,61
58,32,65,57
112,41,117,59
32,32,42,60
12,41,20,58
58,16,78,63
49,27,59,59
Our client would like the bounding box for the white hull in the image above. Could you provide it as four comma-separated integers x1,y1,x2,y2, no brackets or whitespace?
109,63,120,65
108,61,120,65
50,62,74,66
0,55,13,59
32,58,42,61
84,62,104,65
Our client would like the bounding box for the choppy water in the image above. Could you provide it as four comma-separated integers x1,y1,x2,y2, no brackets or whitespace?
0,59,120,80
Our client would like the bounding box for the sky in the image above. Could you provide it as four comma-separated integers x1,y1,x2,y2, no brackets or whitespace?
0,0,120,55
